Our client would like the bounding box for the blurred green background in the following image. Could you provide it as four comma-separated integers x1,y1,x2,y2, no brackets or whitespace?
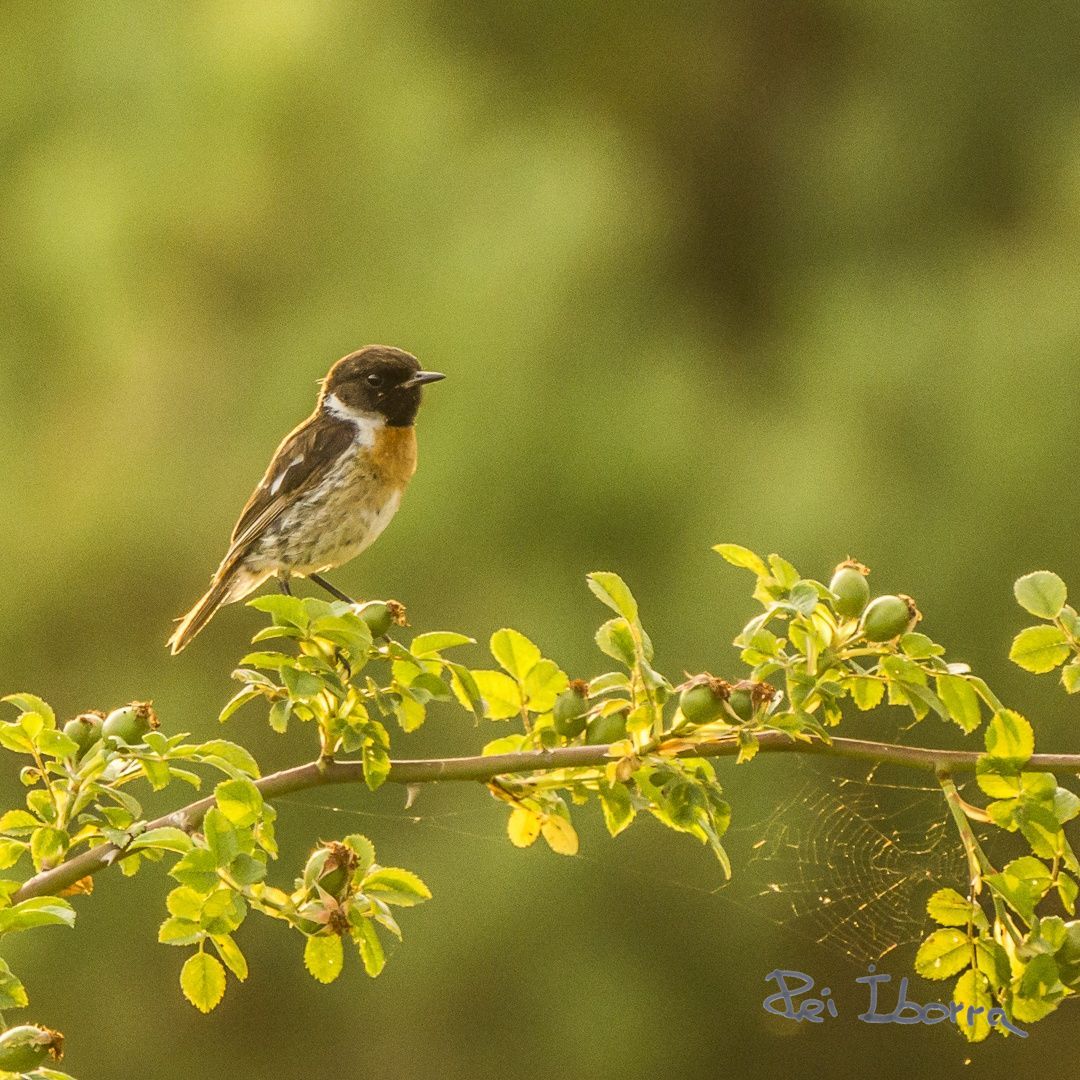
2,2,1080,1077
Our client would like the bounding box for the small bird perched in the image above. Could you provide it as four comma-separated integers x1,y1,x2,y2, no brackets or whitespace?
168,345,444,654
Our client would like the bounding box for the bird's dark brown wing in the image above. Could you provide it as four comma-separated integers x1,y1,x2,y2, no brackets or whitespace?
220,410,357,569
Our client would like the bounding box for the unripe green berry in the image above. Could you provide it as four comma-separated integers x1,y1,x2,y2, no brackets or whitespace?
0,1025,63,1072
102,701,157,747
552,681,590,737
63,712,104,759
585,710,628,746
829,561,870,618
678,677,728,724
861,595,919,643
726,686,754,722
357,601,393,638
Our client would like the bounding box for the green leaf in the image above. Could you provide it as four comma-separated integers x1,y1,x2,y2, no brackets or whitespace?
193,739,260,777
1062,661,1080,694
469,670,523,720
169,848,219,892
845,676,884,711
158,916,204,946
985,855,1052,921
353,918,386,977
181,951,226,1013
0,810,40,834
212,934,248,980
489,628,542,680
409,631,475,657
129,827,193,854
0,896,76,934
1009,625,1070,673
247,593,310,628
0,723,35,754
597,781,635,837
218,687,263,724
927,888,985,929
1014,571,1067,620
935,674,982,734
953,969,992,1043
29,827,68,872
214,779,264,828
343,834,375,871
594,618,637,667
713,544,768,577
0,957,27,1009
586,572,639,624
1,694,56,727
915,928,971,980
363,867,432,907
202,808,241,866
304,934,344,984
522,659,568,713
984,709,1034,766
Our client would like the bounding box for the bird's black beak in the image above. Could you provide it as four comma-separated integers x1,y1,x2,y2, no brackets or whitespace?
405,370,446,388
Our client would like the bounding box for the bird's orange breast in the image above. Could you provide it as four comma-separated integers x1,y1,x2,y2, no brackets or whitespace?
369,424,418,490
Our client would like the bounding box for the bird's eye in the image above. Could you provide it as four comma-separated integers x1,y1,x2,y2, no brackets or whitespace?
365,373,384,388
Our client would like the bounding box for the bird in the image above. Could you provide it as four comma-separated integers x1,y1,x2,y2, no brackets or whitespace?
167,345,444,653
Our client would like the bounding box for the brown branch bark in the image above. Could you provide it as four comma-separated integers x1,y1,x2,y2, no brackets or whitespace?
15,732,1080,901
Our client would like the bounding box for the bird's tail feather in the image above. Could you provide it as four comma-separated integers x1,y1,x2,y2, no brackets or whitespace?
167,566,268,654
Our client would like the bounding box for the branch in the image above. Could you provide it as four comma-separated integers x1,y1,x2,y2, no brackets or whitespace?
15,732,1080,901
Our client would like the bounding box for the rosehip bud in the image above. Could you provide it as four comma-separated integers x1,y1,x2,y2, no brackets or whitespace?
63,711,104,759
861,595,920,643
102,701,158,746
585,710,628,746
552,681,590,737
357,601,393,638
829,560,870,618
0,1025,63,1072
678,676,729,724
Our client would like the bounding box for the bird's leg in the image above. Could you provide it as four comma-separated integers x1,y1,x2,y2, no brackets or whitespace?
308,573,356,605
277,575,292,596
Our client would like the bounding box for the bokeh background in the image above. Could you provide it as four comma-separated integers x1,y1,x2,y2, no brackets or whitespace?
2,2,1080,1077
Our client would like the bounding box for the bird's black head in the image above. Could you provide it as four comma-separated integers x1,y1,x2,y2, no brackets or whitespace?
321,345,445,427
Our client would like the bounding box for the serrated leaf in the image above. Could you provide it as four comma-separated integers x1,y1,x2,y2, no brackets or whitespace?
915,928,972,980
304,933,344,984
1009,625,1070,673
129,827,193,854
927,887,985,929
0,896,75,934
953,969,993,1042
192,739,260,777
362,867,431,907
353,918,386,977
1,694,56,727
935,674,982,734
202,808,241,867
215,779,263,828
343,833,375,872
713,544,768,577
218,688,263,724
181,951,226,1013
507,806,541,847
586,572,640,624
408,632,475,657
212,933,248,980
469,670,523,720
489,628,542,681
158,916,204,946
845,676,884,711
1062,662,1080,694
0,957,27,1009
597,782,635,837
594,618,637,667
1014,571,1067,620
984,710,1034,766
522,659,568,713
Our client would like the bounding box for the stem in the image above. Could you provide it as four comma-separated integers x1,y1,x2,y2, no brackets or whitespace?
15,731,1080,902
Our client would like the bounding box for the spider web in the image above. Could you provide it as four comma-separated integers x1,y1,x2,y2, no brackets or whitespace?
744,768,967,962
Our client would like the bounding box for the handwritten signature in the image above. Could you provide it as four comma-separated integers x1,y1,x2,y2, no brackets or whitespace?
762,967,1026,1037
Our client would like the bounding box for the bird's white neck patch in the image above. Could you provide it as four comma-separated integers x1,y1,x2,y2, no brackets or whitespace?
323,393,384,448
